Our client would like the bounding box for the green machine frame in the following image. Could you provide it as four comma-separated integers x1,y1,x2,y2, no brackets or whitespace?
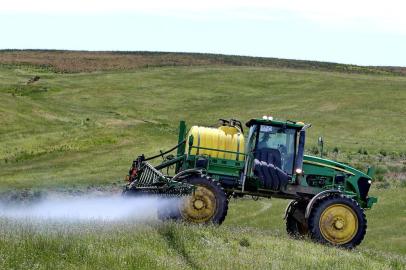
171,120,377,209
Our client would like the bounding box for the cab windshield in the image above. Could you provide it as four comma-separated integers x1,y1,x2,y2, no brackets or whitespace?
257,125,296,174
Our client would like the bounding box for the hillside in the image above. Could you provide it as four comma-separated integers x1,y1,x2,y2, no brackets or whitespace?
1,56,406,188
0,51,405,269
1,49,406,75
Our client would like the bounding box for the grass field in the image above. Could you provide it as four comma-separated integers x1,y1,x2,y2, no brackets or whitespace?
0,51,405,269
1,62,406,189
0,187,405,269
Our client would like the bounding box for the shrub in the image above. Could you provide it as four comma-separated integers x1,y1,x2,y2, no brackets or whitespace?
308,146,319,155
387,165,402,173
357,147,368,155
239,237,250,247
375,175,385,182
375,166,388,175
375,181,390,189
389,152,398,159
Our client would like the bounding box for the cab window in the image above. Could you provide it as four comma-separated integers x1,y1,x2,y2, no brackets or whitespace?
257,125,296,174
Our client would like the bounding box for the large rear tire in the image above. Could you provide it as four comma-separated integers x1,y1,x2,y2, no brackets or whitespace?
308,195,367,249
286,200,309,238
179,175,228,225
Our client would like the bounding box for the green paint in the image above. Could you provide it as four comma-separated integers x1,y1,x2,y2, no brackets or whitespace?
148,118,377,209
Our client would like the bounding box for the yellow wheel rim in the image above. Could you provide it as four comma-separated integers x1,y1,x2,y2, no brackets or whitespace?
319,204,358,244
180,185,216,223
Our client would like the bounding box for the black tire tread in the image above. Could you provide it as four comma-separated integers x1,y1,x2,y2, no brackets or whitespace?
308,195,367,249
286,200,308,238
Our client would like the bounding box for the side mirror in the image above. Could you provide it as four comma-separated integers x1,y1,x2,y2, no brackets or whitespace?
318,136,324,158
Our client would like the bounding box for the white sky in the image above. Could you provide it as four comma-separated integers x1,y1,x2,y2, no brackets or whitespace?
1,0,405,66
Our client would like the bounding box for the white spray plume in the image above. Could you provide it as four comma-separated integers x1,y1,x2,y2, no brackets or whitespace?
0,195,180,222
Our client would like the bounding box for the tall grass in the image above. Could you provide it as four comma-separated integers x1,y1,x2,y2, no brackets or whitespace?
0,187,405,269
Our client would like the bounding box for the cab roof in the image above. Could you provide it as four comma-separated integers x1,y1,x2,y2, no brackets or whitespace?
245,118,305,130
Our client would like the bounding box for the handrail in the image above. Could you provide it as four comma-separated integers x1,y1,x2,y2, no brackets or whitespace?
189,145,247,155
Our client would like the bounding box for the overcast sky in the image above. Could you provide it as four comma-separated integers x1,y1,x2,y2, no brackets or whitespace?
1,0,405,66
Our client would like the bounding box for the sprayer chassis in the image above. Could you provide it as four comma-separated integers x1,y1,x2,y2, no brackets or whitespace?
125,118,377,248
127,120,375,208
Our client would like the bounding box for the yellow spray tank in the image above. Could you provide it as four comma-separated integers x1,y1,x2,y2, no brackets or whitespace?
186,125,245,161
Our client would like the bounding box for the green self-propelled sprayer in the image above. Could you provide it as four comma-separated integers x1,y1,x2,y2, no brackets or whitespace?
124,117,377,248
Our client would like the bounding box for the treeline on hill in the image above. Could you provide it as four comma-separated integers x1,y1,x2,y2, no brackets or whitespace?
0,49,405,75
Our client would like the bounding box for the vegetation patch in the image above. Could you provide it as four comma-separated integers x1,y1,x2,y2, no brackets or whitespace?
7,84,49,96
1,50,405,75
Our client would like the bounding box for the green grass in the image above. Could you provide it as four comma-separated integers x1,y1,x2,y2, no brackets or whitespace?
1,55,406,269
1,65,406,189
0,187,404,269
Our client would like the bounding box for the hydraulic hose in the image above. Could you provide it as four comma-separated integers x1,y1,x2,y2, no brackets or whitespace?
144,140,186,161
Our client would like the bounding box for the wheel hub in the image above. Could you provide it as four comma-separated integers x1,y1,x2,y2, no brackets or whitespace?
193,199,205,210
180,185,216,223
333,218,344,230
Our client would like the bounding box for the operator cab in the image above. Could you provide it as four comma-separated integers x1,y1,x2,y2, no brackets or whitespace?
256,125,296,173
245,117,309,191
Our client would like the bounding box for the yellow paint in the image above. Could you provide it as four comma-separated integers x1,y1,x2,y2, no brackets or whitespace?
230,134,238,160
180,185,216,223
219,125,239,136
224,134,232,159
303,160,355,175
218,131,227,159
319,204,358,244
206,128,213,156
186,126,245,160
235,133,245,161
186,126,199,155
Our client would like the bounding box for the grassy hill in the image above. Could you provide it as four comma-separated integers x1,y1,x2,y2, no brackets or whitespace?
1,49,406,75
1,60,406,189
0,50,405,269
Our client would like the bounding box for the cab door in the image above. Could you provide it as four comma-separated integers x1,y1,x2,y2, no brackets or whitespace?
252,125,297,190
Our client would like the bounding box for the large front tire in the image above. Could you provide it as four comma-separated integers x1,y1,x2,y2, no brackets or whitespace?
308,195,367,249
